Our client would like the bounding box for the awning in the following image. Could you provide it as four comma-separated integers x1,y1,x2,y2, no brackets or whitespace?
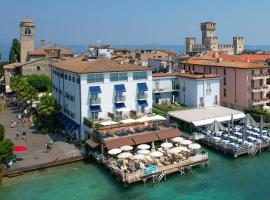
155,93,161,98
156,128,181,140
86,139,99,149
56,113,80,132
104,137,135,150
89,86,101,94
138,100,148,107
115,102,126,111
90,105,102,113
137,82,148,91
114,84,126,92
132,133,159,145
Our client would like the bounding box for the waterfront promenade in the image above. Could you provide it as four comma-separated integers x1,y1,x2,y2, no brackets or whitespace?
0,106,84,176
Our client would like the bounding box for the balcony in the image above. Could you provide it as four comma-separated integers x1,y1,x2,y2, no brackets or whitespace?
153,87,178,93
206,89,212,95
114,95,126,102
252,85,270,92
90,97,101,105
252,98,270,106
137,93,148,100
250,73,270,80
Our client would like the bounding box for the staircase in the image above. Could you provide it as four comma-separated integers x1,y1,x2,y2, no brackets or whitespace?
249,146,259,156
153,172,166,183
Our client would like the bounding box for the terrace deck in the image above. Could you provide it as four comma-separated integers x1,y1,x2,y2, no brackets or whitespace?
199,137,270,158
104,154,208,184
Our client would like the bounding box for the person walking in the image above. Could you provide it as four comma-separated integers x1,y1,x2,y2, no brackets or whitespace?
22,132,27,141
15,131,20,140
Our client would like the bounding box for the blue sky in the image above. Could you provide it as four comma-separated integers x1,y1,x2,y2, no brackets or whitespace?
0,0,270,46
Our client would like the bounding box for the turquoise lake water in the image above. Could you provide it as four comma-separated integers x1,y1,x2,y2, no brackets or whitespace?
1,148,270,200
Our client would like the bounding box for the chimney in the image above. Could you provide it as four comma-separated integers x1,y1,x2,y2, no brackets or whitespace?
40,40,46,49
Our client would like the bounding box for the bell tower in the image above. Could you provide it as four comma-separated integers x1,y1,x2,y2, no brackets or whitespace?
20,18,35,62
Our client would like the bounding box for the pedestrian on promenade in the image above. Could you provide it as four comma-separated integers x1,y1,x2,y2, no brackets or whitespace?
55,153,60,161
22,131,27,141
15,131,20,140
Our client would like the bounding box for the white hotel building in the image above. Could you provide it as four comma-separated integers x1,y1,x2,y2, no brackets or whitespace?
51,57,152,140
152,72,221,108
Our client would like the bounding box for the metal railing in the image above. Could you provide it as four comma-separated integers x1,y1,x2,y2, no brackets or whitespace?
137,93,148,99
90,97,101,104
114,95,126,102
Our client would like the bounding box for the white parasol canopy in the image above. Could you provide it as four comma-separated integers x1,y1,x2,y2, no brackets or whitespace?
117,152,133,159
108,148,122,155
120,119,136,124
188,143,201,150
136,116,152,123
137,144,151,150
180,140,192,146
161,142,173,148
177,146,189,152
172,137,184,143
149,115,166,121
133,154,145,160
100,120,118,126
150,151,164,158
137,149,151,155
117,107,130,112
169,147,182,154
120,145,133,151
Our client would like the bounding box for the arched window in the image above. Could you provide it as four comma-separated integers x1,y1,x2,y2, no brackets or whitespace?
25,28,31,35
37,66,41,71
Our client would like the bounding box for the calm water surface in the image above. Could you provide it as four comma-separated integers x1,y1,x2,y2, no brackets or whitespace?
0,149,270,200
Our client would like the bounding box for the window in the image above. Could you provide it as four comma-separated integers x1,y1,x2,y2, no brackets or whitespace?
110,72,128,82
65,74,68,80
224,77,226,86
70,96,74,101
25,28,31,34
91,112,98,120
60,73,64,78
37,66,40,71
70,112,74,119
206,83,211,94
76,77,80,84
224,68,226,75
199,97,204,107
133,72,147,80
224,89,227,97
72,77,75,82
87,73,104,83
68,76,71,81
214,95,218,105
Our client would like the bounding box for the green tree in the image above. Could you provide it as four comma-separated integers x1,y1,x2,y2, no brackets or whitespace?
0,123,14,184
26,75,51,92
9,39,20,63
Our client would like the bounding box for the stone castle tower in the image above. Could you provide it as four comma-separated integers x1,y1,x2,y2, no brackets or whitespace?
185,21,244,55
20,18,35,63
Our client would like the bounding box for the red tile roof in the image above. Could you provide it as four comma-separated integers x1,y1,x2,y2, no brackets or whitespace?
52,57,152,74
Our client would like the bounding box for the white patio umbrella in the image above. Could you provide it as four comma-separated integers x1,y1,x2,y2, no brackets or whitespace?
108,148,122,155
136,116,152,123
177,146,189,152
149,115,166,121
117,152,133,159
169,147,182,154
150,151,164,158
138,149,151,155
172,137,184,143
120,119,136,124
137,144,151,150
120,145,133,151
180,140,192,146
188,143,201,150
133,154,145,160
161,142,173,148
100,120,118,126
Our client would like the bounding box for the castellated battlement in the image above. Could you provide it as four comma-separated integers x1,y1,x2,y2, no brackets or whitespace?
233,36,244,41
205,36,218,41
185,37,196,41
201,22,216,31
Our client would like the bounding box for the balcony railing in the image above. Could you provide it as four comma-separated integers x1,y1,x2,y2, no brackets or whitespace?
90,97,101,105
137,93,148,99
252,98,270,106
250,73,270,80
114,95,126,102
252,85,270,92
206,89,212,95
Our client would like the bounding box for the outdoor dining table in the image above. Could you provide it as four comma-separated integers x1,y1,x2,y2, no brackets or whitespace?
234,132,242,137
229,136,237,140
221,140,230,144
247,136,257,141
212,136,221,141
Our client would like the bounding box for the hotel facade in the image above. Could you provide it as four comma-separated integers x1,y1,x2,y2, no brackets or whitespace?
179,52,270,110
152,73,220,108
51,57,153,140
